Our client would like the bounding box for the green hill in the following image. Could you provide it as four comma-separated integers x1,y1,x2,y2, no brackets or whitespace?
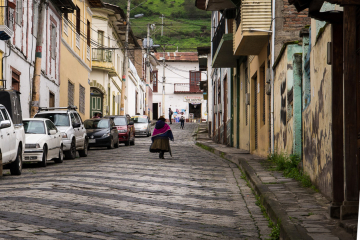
104,0,211,52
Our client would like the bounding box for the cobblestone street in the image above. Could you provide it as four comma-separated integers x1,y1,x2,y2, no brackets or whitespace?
0,123,272,239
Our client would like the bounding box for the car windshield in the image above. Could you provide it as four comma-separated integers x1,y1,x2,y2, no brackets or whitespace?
23,120,46,134
84,119,109,129
131,116,148,123
35,113,70,126
113,118,127,126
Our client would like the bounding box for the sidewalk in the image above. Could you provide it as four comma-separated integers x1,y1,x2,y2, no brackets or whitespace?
195,124,355,240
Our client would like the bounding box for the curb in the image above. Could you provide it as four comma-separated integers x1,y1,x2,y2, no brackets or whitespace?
195,141,312,240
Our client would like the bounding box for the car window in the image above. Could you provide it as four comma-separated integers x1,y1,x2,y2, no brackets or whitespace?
45,120,57,132
35,113,70,126
75,112,83,124
0,110,4,122
131,116,148,123
70,113,80,125
23,120,46,134
113,118,127,126
1,109,10,120
84,119,109,129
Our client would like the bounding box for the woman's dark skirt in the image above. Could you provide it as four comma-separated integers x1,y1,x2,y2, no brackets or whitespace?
150,138,171,155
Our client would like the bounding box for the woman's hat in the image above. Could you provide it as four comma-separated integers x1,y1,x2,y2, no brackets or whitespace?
159,115,166,120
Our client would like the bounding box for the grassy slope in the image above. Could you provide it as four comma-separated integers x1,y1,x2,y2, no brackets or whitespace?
104,0,211,52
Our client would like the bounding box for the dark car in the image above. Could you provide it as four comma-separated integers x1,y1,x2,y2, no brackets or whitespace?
84,118,119,149
105,115,135,146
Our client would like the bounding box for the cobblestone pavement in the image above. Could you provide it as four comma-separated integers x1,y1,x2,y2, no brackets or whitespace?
0,123,272,239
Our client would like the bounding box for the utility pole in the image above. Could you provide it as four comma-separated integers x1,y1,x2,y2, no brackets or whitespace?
159,14,164,36
145,24,150,117
30,0,47,117
120,0,131,115
162,49,165,116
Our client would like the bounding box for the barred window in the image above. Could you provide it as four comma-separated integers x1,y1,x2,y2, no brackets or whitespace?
68,81,74,106
79,84,85,114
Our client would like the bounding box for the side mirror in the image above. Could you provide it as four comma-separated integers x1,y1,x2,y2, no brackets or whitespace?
73,123,81,128
129,121,134,125
0,120,11,129
49,129,57,135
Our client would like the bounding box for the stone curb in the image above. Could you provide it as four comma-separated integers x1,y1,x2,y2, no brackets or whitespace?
195,141,312,240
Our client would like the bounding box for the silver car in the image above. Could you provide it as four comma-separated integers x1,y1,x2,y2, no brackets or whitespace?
131,115,151,137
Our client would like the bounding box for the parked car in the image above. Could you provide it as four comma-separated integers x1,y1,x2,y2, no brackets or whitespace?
131,115,151,137
23,118,63,167
104,115,135,146
34,106,88,159
84,118,119,149
0,90,25,175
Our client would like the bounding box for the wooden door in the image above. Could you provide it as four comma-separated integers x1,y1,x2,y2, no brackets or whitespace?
49,92,55,107
90,88,103,118
190,71,201,92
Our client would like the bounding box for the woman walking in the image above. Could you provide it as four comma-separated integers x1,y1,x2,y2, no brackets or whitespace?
150,115,174,159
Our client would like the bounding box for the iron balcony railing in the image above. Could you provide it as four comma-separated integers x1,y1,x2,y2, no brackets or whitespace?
92,48,113,62
212,15,225,59
0,4,14,40
174,83,202,93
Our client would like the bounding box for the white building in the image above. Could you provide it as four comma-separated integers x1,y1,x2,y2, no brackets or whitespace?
126,59,143,116
152,52,207,122
90,3,139,117
0,0,71,117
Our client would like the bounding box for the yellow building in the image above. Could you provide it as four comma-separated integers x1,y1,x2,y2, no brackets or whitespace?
60,0,103,120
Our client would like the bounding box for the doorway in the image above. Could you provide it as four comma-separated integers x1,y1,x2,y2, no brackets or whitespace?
153,103,158,120
189,103,201,120
90,88,103,118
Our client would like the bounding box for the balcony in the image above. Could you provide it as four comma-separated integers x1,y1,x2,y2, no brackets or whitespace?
212,16,238,68
205,0,235,11
92,49,116,73
0,5,14,41
233,0,272,56
174,83,202,94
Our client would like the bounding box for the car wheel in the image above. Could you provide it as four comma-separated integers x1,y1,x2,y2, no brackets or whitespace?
125,136,130,146
114,137,119,148
65,139,76,159
10,146,22,175
107,137,114,149
54,145,64,163
79,139,88,157
39,146,47,167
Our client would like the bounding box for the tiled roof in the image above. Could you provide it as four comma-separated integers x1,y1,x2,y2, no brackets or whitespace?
153,52,198,62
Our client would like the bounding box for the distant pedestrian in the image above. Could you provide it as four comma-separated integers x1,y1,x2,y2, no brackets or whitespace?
93,113,100,118
168,108,173,124
180,116,185,129
150,115,174,159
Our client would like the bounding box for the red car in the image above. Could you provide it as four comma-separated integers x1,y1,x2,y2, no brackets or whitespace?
104,115,135,146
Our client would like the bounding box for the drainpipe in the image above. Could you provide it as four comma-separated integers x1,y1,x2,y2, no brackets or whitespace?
270,0,275,154
2,40,11,82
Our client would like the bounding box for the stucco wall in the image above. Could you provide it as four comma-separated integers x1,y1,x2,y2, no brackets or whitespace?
303,24,333,199
59,42,91,120
273,44,302,154
249,45,271,156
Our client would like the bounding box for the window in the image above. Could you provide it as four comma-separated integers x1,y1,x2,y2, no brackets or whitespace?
0,111,4,121
75,112,82,123
189,71,201,92
63,12,68,35
153,71,158,92
50,24,56,59
68,81,74,106
87,20,90,46
79,84,85,114
1,109,9,120
98,30,104,46
35,113,70,126
76,6,80,34
11,68,20,92
49,92,55,107
15,0,22,25
32,2,39,35
45,120,57,133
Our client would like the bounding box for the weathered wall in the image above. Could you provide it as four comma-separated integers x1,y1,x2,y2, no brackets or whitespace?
249,45,271,157
273,44,302,154
238,61,250,151
303,23,333,199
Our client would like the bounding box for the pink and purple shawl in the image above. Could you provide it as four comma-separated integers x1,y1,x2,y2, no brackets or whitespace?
151,120,174,142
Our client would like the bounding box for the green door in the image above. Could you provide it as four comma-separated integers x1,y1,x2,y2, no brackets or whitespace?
90,88,103,118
